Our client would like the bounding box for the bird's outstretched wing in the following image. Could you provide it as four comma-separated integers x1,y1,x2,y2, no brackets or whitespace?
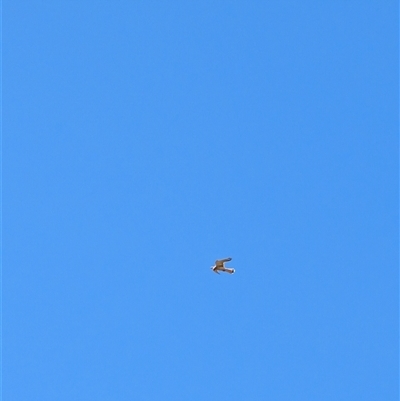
215,257,232,267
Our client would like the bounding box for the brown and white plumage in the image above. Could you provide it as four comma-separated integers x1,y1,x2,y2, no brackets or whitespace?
211,257,235,274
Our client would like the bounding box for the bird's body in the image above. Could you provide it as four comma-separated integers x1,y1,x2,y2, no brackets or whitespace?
211,257,235,274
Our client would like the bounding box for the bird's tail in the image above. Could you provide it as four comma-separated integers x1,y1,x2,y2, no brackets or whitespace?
225,268,235,274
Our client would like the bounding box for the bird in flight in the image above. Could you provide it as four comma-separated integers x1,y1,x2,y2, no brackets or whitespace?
211,257,235,274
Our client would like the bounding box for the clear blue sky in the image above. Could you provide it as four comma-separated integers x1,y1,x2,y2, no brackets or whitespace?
4,2,398,400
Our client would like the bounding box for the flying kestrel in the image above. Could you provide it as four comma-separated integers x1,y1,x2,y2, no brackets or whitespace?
211,257,235,275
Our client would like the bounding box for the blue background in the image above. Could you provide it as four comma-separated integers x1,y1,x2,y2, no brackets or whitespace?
4,2,398,400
